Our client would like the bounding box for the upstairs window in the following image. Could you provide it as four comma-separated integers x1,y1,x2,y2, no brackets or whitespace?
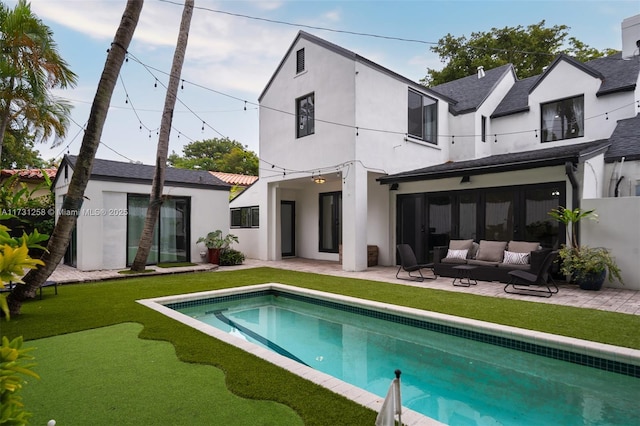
296,48,305,73
541,95,584,142
481,115,487,142
408,89,437,144
296,93,315,138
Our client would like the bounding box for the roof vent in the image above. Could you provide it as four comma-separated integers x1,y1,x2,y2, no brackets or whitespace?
477,66,485,79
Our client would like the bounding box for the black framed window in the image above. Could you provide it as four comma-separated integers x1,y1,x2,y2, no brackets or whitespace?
231,206,259,228
296,93,315,138
296,48,305,73
541,95,584,142
408,89,437,144
481,115,487,142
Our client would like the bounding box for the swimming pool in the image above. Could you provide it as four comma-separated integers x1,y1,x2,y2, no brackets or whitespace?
139,283,640,426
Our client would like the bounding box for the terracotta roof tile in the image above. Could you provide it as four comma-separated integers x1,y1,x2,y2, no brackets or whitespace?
209,171,258,186
0,168,57,180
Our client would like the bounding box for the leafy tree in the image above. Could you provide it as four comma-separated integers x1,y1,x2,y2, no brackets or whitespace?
131,0,193,272
422,21,618,86
168,137,259,175
0,0,78,163
9,0,144,316
1,129,46,169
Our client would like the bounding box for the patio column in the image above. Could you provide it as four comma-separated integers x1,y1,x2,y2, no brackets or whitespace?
341,162,368,271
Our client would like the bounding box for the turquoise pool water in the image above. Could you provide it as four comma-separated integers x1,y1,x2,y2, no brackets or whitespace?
162,288,639,425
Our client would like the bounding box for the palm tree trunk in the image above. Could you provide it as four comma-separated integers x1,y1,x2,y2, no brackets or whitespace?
7,0,144,316
130,0,194,271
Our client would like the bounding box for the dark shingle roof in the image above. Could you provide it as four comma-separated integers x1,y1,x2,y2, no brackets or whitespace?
605,114,640,162
429,64,515,115
58,155,230,190
492,53,639,118
491,75,537,118
378,140,611,184
585,52,640,96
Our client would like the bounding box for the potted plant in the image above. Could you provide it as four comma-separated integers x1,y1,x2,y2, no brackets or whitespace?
548,207,623,290
196,230,239,265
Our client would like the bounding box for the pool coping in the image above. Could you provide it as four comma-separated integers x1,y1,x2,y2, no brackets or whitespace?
138,283,640,426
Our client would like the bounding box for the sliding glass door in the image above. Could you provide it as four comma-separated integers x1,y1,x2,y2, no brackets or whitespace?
396,182,564,262
127,195,190,265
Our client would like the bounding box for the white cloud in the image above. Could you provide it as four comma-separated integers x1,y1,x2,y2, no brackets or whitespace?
323,9,341,22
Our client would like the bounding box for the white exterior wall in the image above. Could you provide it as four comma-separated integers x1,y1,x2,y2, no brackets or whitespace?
583,153,606,199
582,198,640,289
474,72,516,158
253,35,456,270
55,168,228,271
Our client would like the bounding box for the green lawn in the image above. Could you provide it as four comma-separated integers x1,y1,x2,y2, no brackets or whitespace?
4,267,640,425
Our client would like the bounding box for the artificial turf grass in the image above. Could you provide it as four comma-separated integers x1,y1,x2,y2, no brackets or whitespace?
22,323,304,426
3,266,640,426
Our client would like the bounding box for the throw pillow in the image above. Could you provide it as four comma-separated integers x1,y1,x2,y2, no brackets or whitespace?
449,239,474,251
507,241,540,254
503,250,529,265
446,249,468,260
475,240,508,262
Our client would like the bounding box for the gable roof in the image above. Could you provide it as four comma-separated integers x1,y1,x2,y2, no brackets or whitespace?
604,114,640,162
258,31,454,104
528,53,605,94
492,52,640,118
378,140,611,184
429,64,516,115
54,155,231,190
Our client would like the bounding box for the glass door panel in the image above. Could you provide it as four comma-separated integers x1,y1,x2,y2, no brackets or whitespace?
485,191,514,241
428,195,451,258
524,187,561,248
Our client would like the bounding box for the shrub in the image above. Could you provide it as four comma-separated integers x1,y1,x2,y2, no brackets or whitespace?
219,248,245,266
0,336,40,425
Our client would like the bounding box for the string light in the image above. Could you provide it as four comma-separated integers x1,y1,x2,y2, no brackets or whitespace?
124,51,638,145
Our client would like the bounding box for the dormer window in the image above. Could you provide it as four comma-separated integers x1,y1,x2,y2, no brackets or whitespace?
541,95,584,142
408,89,437,144
296,48,305,73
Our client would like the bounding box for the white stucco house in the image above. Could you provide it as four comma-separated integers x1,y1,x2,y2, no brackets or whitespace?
232,14,640,289
53,155,231,271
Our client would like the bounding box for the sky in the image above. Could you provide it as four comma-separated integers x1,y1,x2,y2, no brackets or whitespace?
10,0,640,167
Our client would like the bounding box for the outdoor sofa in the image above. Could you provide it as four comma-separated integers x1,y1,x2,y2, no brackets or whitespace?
433,239,550,284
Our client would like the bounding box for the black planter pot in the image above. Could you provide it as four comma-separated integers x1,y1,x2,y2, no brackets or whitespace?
577,270,606,291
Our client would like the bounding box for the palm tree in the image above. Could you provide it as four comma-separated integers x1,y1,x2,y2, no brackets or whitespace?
8,0,145,316
131,0,194,271
0,0,78,162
